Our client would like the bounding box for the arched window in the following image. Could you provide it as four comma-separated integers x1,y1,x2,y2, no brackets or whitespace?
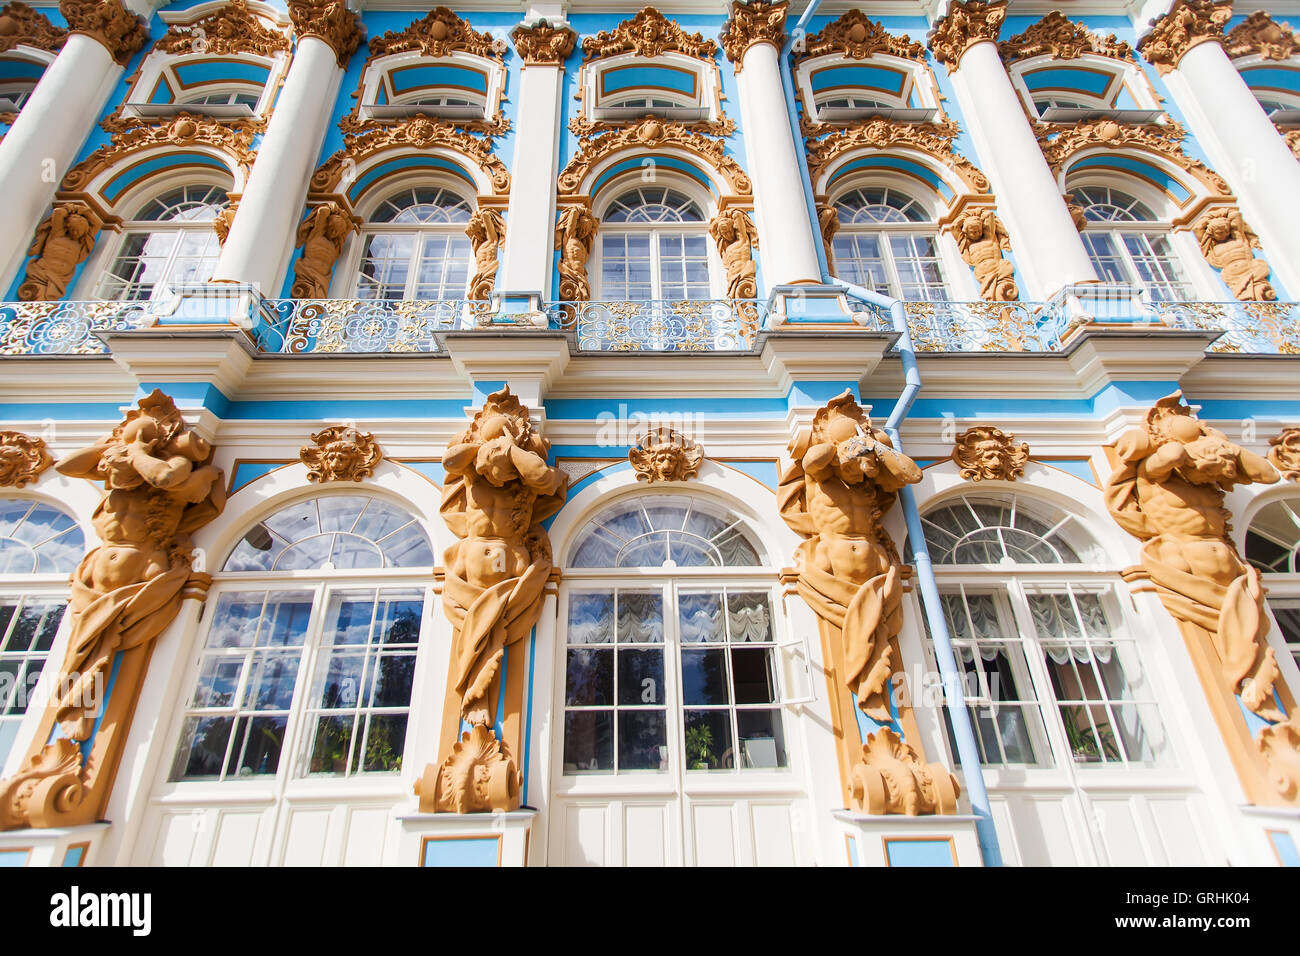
354,186,473,300
1073,185,1192,303
597,186,710,302
830,185,948,301
1245,495,1300,669
169,494,433,783
560,494,786,778
0,498,84,763
95,185,228,301
916,493,1167,769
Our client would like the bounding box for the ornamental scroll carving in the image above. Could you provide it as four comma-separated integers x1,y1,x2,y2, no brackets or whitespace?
155,0,290,58
1268,428,1300,482
1036,118,1229,196
928,0,1006,70
18,202,102,302
59,0,146,65
290,202,357,299
998,11,1133,64
510,19,576,65
582,7,717,62
1138,0,1231,75
0,390,225,830
0,2,68,55
805,118,990,195
952,425,1029,482
850,728,960,816
629,427,704,484
1194,207,1276,302
311,115,510,197
414,387,567,813
300,426,382,483
1105,392,1300,803
1226,12,1300,61
779,391,922,725
213,201,237,246
0,431,53,488
286,0,363,67
797,11,925,63
465,208,505,301
719,0,787,71
709,207,759,301
555,206,598,302
557,117,752,196
818,204,839,267
369,6,505,60
949,206,1018,302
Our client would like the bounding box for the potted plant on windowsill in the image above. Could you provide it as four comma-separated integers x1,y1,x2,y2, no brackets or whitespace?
685,724,715,770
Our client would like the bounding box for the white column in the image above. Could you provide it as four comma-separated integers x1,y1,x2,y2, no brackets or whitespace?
944,41,1099,298
211,36,342,295
497,61,563,298
0,35,122,293
734,42,822,287
1161,41,1300,297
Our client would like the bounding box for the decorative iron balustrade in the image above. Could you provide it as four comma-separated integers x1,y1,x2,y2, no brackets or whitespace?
545,299,769,352
0,301,149,356
255,299,494,354
903,300,1067,352
1146,301,1300,355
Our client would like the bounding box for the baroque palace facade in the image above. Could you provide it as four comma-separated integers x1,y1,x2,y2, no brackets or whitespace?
0,0,1297,869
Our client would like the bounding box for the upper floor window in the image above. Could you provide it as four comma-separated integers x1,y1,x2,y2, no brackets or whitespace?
1246,495,1300,670
0,51,51,115
1238,64,1300,122
1009,58,1160,123
830,186,948,301
96,185,228,301
581,55,719,124
0,498,84,764
169,494,434,783
918,493,1167,770
1073,186,1192,303
598,186,710,302
354,186,473,300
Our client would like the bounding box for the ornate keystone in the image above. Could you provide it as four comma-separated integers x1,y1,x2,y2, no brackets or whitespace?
1268,427,1300,482
952,425,1029,481
0,431,53,487
300,426,382,483
629,427,704,484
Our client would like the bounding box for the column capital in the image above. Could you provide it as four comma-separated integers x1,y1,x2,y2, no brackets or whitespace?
928,0,1006,70
1137,0,1232,75
58,0,147,66
286,0,364,68
719,0,787,72
509,18,576,65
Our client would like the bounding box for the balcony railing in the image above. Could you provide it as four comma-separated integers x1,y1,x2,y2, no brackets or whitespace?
0,301,149,355
904,300,1068,353
544,299,770,352
253,299,493,354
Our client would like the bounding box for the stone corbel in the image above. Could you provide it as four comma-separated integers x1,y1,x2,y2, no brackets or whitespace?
18,201,104,301
0,430,54,487
290,201,360,299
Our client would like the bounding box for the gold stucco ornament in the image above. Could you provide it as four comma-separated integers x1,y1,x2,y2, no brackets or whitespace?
554,206,599,302
850,728,960,816
416,388,567,813
0,430,53,487
0,390,225,830
1268,427,1300,482
629,427,704,484
290,202,357,300
1138,0,1232,75
581,6,717,62
1106,392,1300,804
951,424,1029,482
18,202,100,302
509,19,576,65
719,0,787,70
465,208,505,302
928,0,1006,70
1194,208,1276,303
286,0,363,66
709,208,760,302
300,425,382,483
949,207,1019,302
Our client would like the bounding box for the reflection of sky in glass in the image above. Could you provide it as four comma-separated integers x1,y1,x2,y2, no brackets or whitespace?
0,500,85,575
570,497,761,569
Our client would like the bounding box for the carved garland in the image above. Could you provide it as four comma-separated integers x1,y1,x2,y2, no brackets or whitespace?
310,114,510,198
1225,11,1300,61
0,430,53,487
1035,118,1230,196
59,0,147,66
582,6,717,62
286,0,364,67
719,0,787,71
797,10,925,63
557,116,751,196
510,19,576,66
1269,427,1300,482
998,11,1134,64
805,118,990,195
0,2,68,55
928,0,1006,70
155,0,291,58
1137,0,1232,76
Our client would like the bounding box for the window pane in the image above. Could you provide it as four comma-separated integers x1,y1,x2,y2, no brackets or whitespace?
737,710,787,768
566,648,613,706
681,648,729,706
731,647,776,704
563,710,613,772
683,709,733,771
618,710,667,771
617,648,664,706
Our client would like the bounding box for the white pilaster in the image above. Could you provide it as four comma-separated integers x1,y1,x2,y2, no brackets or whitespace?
0,35,122,293
1160,40,1300,297
734,42,823,288
498,59,564,298
211,36,342,296
944,41,1100,298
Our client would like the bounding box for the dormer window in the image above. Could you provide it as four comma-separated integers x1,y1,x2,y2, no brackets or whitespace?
357,59,497,122
581,54,718,124
795,56,941,125
119,54,281,121
1010,58,1162,124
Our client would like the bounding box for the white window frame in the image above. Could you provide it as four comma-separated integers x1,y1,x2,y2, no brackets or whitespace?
580,51,720,124
354,49,506,123
1007,54,1161,122
794,52,943,126
119,50,286,122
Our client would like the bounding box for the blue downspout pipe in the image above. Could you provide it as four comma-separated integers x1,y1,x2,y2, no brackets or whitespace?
778,0,1003,866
